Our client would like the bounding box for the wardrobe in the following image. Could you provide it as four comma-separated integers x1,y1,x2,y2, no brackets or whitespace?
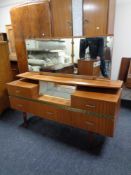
10,0,116,73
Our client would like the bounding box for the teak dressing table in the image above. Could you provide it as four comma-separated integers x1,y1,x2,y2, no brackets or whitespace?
7,72,123,137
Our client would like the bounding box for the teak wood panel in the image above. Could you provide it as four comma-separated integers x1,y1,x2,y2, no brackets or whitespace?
10,2,51,73
71,112,115,137
83,0,109,36
118,57,131,82
107,0,116,35
6,25,17,60
10,5,29,72
50,0,73,37
0,42,13,82
28,2,52,38
78,60,100,76
7,80,39,99
126,60,131,88
71,95,117,116
0,42,13,113
9,96,115,137
17,72,123,89
0,83,10,113
9,96,71,125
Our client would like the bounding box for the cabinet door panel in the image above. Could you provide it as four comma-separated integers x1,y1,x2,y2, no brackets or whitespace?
28,2,52,38
10,5,30,72
11,5,31,39
6,25,17,59
50,0,73,37
83,0,108,36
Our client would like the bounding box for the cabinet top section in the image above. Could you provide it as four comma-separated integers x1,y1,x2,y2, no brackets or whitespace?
10,0,49,9
17,72,123,89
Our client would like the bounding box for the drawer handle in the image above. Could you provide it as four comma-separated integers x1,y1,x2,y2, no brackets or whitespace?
17,104,23,107
46,112,54,115
85,104,96,108
16,90,21,93
85,121,94,126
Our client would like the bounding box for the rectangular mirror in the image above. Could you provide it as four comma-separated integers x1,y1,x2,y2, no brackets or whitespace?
26,36,113,78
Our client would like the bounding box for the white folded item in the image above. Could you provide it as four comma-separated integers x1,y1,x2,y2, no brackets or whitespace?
56,85,76,94
32,66,41,72
39,81,75,99
28,59,46,66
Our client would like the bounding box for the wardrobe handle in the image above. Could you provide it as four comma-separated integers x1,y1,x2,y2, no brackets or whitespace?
67,21,72,28
42,33,45,37
84,19,89,24
96,27,100,30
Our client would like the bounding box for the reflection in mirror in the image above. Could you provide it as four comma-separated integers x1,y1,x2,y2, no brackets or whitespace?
26,39,73,73
26,37,113,78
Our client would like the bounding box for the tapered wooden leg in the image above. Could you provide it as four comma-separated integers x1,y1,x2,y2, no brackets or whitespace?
88,131,94,145
23,112,28,128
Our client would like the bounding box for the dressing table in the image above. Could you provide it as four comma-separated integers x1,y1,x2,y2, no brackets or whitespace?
7,72,122,137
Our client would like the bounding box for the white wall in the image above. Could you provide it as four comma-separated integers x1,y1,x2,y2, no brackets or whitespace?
0,0,26,32
111,0,131,80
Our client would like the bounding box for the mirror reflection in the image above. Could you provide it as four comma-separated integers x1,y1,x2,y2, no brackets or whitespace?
26,37,113,78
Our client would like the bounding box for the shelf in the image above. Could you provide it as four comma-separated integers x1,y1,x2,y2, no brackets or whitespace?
17,72,123,89
38,95,71,106
27,49,64,52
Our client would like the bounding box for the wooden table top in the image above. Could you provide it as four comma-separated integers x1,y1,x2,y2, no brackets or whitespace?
17,72,123,89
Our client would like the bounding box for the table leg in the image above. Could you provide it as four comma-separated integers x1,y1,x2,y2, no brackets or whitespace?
23,112,28,128
88,131,94,145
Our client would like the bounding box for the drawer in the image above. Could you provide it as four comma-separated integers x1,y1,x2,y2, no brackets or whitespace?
71,96,116,116
57,109,72,126
9,96,58,122
9,96,33,113
9,96,115,137
44,105,58,122
71,112,115,137
7,80,39,98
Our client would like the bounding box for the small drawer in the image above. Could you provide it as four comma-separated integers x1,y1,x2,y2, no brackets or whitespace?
71,112,114,137
71,95,116,116
71,112,97,132
7,80,39,98
9,96,32,112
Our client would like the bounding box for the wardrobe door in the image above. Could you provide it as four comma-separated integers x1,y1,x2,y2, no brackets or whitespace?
28,1,52,38
10,5,29,73
10,5,31,39
83,0,108,36
50,0,73,37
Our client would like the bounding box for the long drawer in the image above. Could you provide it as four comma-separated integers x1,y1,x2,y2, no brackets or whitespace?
9,96,72,125
10,96,115,137
7,80,39,99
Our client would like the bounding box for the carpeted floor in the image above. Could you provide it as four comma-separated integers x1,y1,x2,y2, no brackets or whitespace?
0,103,131,175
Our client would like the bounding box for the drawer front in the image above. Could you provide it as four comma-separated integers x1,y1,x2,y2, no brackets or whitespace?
57,109,72,126
9,97,58,122
71,96,116,116
9,96,33,113
9,97,115,137
8,85,38,99
71,112,114,137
